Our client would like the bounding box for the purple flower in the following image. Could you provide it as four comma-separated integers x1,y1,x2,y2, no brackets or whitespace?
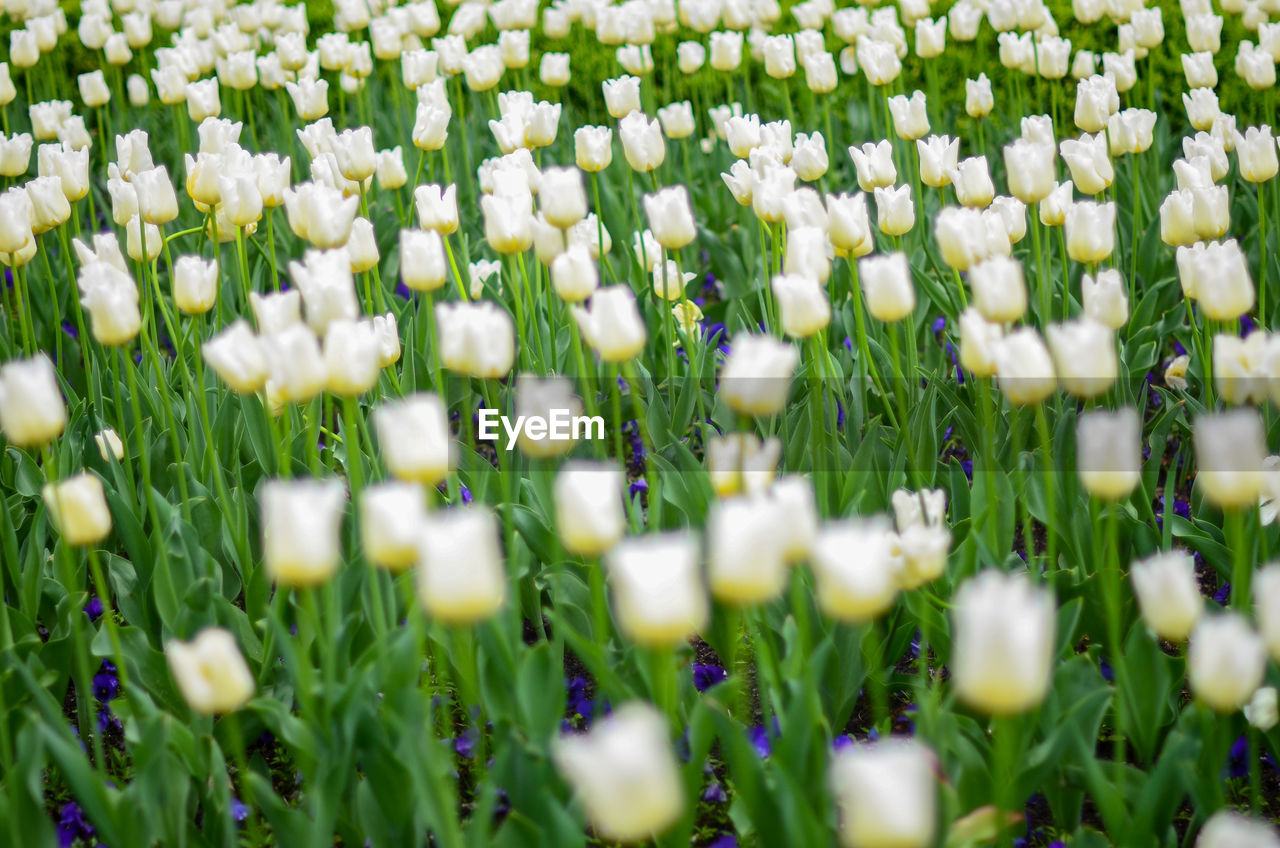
707,834,738,848
394,280,413,301
1099,659,1114,683
460,484,473,504
1242,315,1258,337
1227,735,1250,779
932,316,947,334
835,400,846,431
748,721,779,758
454,726,479,759
702,782,728,803
62,321,79,340
629,478,649,498
93,661,119,702
84,597,104,620
1214,582,1231,606
97,705,122,735
1172,339,1187,356
692,663,727,692
57,802,94,848
832,734,855,751
231,798,250,823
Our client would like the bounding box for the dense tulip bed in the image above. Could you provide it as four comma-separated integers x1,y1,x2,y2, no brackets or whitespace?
5,0,1280,844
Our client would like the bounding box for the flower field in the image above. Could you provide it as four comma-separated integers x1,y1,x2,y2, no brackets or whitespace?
4,0,1280,844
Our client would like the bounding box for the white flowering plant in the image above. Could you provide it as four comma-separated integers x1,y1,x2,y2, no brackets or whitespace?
1,0,1280,846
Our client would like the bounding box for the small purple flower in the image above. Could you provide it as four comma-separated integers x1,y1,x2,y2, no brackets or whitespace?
1099,659,1114,683
93,661,120,702
97,705,122,735
748,722,778,758
57,802,94,847
832,734,855,751
1214,582,1231,606
1241,315,1258,337
1172,339,1188,356
835,400,846,431
702,782,728,803
692,663,727,692
629,478,649,497
62,321,79,340
707,834,738,848
454,726,479,760
931,316,947,334
394,280,413,301
84,597,104,620
231,798,250,823
1226,735,1250,778
459,484,473,504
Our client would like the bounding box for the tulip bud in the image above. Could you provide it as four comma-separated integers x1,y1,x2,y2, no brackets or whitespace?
322,319,380,397
436,301,515,379
643,185,696,250
261,478,345,585
888,90,930,140
1064,200,1116,263
359,481,427,571
601,75,642,119
849,140,896,191
720,334,799,415
873,185,915,236
172,255,218,315
827,192,874,257
1182,239,1254,321
1074,74,1118,132
1189,613,1267,712
1082,269,1129,329
202,320,267,394
166,628,255,715
811,519,903,621
992,328,1056,406
574,126,613,172
572,286,647,363
967,255,1026,323
952,570,1055,714
965,73,994,118
43,472,112,546
416,506,506,623
1047,319,1116,399
0,353,65,448
915,135,958,188
1196,811,1280,848
552,703,683,843
1195,409,1267,509
1130,551,1203,642
1235,125,1279,183
1003,139,1055,203
1060,132,1114,195
553,461,625,556
78,262,141,346
708,494,788,604
858,252,915,322
772,273,830,338
619,112,666,173
951,156,995,208
374,393,455,486
1039,180,1073,227
607,531,707,646
399,229,447,293
284,182,359,248
1075,406,1141,500
289,248,358,336
830,739,937,848
413,183,459,235
958,308,1003,377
